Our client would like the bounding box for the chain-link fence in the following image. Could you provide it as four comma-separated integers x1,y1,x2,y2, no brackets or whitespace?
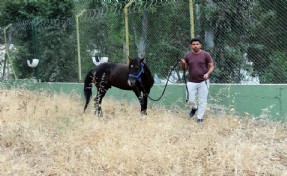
77,1,190,83
1,0,287,84
0,18,74,81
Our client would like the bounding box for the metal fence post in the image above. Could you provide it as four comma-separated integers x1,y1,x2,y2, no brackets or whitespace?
76,9,86,82
3,23,17,80
124,0,135,63
189,0,195,38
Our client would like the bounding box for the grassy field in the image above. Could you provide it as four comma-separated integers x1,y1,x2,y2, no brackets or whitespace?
1,88,287,175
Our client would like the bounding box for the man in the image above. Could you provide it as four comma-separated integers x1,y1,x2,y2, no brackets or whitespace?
180,38,214,123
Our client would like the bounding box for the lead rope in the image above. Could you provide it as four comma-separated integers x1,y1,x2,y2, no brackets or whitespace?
141,60,187,101
183,68,189,102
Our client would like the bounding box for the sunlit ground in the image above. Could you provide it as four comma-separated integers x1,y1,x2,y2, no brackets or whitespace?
1,88,287,175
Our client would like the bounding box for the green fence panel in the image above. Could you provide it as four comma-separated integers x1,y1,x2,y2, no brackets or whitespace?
1,80,287,120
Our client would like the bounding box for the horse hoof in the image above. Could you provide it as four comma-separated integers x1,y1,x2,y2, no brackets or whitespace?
141,111,147,115
94,111,103,117
96,111,103,117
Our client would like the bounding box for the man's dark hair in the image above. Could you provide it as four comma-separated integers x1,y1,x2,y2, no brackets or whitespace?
190,38,202,44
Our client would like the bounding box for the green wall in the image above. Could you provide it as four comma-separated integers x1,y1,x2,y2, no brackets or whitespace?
1,80,287,120
209,84,287,120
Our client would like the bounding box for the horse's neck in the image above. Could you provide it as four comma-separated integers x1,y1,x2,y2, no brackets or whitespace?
143,64,152,77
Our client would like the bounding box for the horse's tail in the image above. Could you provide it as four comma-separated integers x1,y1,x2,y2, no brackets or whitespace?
84,69,93,112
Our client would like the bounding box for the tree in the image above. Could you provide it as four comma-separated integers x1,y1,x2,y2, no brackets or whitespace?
134,1,190,79
198,0,256,83
0,0,77,81
247,0,287,83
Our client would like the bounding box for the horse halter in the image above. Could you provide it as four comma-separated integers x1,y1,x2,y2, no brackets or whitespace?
128,63,145,81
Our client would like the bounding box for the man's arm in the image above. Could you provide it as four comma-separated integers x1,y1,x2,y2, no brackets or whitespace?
203,62,214,80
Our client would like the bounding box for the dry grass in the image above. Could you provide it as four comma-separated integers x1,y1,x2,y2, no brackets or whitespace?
1,88,287,176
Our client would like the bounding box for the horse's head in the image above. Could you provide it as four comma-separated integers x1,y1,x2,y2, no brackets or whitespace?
128,57,145,87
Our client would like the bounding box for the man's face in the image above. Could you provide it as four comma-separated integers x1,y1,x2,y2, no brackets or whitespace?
190,41,201,52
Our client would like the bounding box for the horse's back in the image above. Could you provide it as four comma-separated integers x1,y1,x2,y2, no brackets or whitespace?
93,62,133,90
109,63,133,90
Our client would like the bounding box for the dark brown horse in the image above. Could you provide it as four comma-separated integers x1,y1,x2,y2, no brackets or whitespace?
84,57,154,116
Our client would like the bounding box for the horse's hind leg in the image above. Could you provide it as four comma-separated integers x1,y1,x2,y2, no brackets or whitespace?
94,90,107,117
94,92,102,116
94,73,108,117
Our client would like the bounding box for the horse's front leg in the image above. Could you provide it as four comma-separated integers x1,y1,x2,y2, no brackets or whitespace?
142,94,148,115
135,90,148,115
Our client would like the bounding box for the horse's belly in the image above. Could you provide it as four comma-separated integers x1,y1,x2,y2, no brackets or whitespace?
113,84,133,90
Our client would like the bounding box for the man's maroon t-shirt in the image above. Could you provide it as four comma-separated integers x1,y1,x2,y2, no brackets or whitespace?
184,50,213,83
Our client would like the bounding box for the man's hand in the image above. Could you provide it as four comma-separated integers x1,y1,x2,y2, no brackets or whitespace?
179,59,187,70
203,73,209,80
